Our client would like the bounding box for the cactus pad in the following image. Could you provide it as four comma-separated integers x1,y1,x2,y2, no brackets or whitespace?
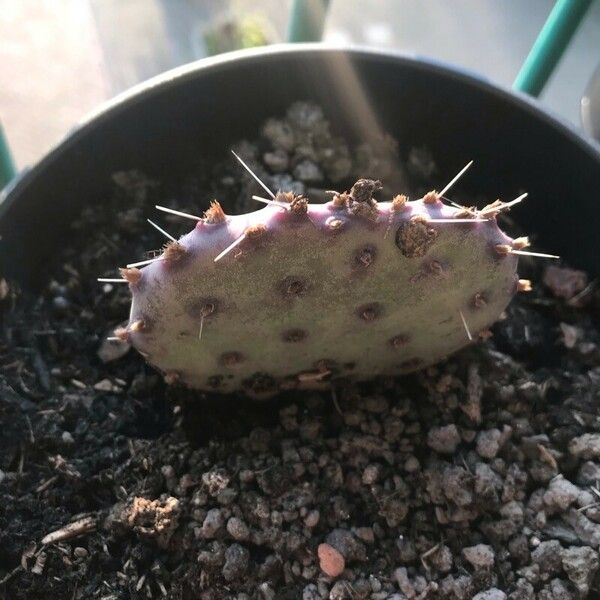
118,180,520,396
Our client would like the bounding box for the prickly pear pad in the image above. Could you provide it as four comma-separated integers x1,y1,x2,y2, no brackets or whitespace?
121,182,518,396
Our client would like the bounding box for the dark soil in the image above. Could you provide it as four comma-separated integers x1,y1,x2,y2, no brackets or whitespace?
1,103,600,600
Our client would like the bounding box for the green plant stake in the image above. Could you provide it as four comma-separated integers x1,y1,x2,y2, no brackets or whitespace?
514,0,594,97
287,0,331,42
0,121,16,190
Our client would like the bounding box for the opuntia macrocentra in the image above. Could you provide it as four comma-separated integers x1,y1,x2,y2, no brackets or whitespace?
109,177,535,397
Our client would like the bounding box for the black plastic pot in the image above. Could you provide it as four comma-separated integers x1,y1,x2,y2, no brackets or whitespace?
1,45,599,288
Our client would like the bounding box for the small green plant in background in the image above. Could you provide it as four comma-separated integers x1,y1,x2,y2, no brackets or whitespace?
203,14,273,56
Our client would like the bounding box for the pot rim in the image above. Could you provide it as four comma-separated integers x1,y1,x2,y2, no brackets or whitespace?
2,43,599,217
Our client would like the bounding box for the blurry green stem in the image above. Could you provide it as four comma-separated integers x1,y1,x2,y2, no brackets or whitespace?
0,121,16,190
287,0,331,42
513,0,594,96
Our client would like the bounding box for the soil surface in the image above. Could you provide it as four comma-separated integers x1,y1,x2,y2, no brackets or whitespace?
1,103,600,599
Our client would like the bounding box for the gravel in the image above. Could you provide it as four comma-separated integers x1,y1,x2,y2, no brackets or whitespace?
543,477,581,513
476,428,503,459
222,543,250,582
463,544,496,570
569,434,600,460
531,540,564,578
325,529,366,563
226,517,250,541
426,424,461,454
562,546,600,595
473,589,507,600
201,508,225,539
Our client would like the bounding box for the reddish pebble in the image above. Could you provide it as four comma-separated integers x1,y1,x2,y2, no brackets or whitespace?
318,543,345,577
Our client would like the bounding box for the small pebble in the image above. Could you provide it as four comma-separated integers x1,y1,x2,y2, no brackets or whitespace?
263,149,289,173
201,508,224,539
61,431,74,445
561,545,599,595
354,527,374,544
476,428,502,459
51,296,70,315
543,476,580,512
293,159,323,183
462,544,495,570
304,509,320,528
222,544,249,582
531,540,563,576
404,456,420,472
326,529,366,562
472,589,506,600
569,433,600,460
361,464,381,485
227,517,250,541
317,543,345,577
427,424,461,454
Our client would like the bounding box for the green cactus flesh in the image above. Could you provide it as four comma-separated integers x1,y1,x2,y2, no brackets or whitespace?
119,181,520,396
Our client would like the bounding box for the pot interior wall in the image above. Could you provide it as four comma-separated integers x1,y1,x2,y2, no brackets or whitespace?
1,48,599,287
